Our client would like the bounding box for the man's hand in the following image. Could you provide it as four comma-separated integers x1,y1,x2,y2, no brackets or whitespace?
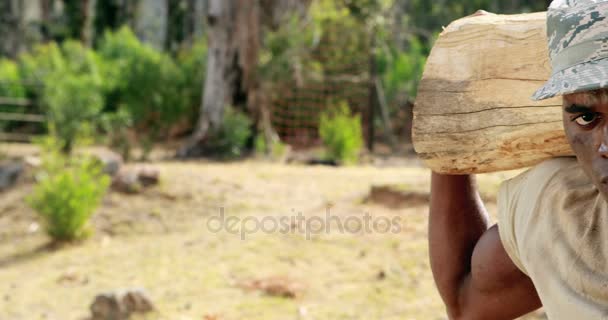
429,173,541,320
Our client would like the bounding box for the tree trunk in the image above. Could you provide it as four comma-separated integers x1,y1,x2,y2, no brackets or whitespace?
179,0,265,157
178,0,311,157
178,0,241,157
413,11,572,174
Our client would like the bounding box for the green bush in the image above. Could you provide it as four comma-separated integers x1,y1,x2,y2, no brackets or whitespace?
27,137,110,242
18,41,106,153
99,27,184,129
319,101,363,164
18,43,65,87
205,107,252,159
16,29,202,160
0,59,26,98
377,36,427,102
97,27,186,159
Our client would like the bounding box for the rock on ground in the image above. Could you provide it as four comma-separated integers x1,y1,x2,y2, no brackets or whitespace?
90,288,154,320
0,161,23,192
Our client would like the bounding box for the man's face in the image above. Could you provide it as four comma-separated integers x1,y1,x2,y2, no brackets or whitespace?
563,92,608,198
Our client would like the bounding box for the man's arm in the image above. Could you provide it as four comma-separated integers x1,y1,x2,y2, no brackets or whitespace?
429,173,542,320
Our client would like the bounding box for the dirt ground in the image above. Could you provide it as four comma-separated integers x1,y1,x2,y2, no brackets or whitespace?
0,145,547,320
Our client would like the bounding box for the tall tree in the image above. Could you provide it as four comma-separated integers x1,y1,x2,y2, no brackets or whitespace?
178,0,261,156
178,0,312,156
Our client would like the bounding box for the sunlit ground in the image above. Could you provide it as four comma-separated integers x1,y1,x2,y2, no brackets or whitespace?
0,144,545,320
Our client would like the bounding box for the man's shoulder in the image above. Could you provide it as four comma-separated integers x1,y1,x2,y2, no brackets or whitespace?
498,157,582,219
529,156,579,175
505,157,580,193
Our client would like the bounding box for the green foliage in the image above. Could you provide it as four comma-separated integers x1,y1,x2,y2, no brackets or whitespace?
259,2,375,138
0,59,26,97
99,27,184,127
206,108,252,159
98,26,186,159
377,36,427,101
18,41,105,153
12,27,206,160
27,136,110,242
310,1,371,71
319,101,363,165
260,1,379,85
18,43,65,98
259,15,317,84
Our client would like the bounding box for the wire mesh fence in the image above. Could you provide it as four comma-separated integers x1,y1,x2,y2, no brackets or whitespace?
269,59,373,149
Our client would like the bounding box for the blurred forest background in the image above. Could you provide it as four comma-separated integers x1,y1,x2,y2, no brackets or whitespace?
0,1,555,319
0,0,550,160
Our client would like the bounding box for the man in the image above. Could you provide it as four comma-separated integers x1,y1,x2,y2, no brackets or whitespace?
429,1,608,319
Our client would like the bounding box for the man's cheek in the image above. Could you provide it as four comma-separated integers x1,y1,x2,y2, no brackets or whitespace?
569,131,595,158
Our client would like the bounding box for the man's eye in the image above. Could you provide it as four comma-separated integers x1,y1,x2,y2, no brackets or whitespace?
574,113,598,126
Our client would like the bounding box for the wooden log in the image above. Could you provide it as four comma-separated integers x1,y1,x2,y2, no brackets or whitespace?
413,11,574,174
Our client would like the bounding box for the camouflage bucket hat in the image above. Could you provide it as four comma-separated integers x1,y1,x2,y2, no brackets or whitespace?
532,0,608,100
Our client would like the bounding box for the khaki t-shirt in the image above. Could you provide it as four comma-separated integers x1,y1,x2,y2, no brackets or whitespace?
498,157,608,319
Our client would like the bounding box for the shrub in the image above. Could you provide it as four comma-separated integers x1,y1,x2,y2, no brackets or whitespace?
377,36,427,102
27,136,110,242
205,107,252,159
43,71,104,153
0,59,26,98
319,101,363,164
98,27,185,149
19,41,106,153
18,42,65,88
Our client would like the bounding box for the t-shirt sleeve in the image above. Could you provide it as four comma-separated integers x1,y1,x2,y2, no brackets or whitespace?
497,172,530,275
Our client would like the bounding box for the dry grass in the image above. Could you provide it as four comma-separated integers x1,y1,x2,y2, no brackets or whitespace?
0,145,545,319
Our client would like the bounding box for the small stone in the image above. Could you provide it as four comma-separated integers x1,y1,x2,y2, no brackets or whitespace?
112,170,141,194
90,288,154,320
111,166,160,194
0,161,23,192
137,166,160,187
